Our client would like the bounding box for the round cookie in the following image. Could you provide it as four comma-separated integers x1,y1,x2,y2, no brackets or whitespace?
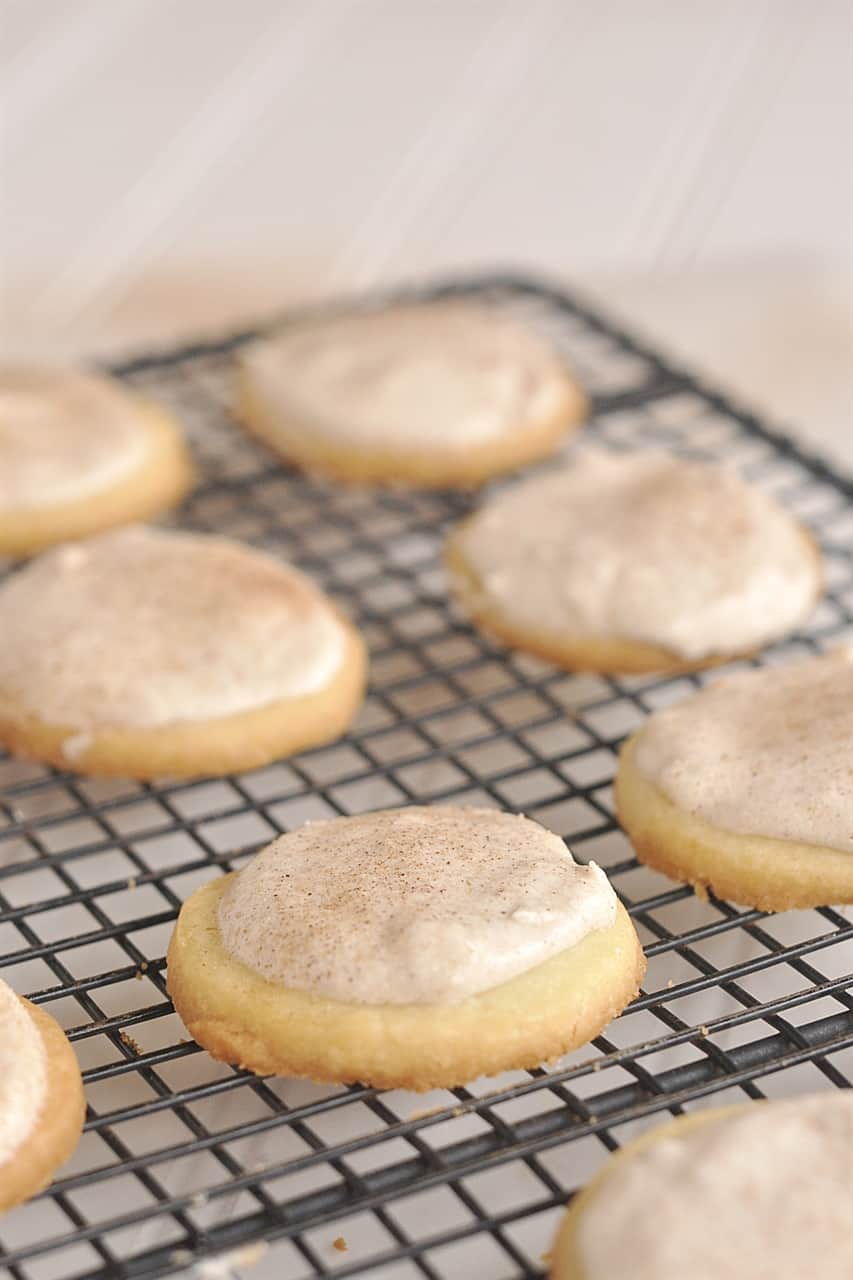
167,807,645,1090
447,450,821,674
615,648,853,910
0,978,85,1214
0,525,367,780
235,301,585,488
550,1092,853,1279
0,367,193,556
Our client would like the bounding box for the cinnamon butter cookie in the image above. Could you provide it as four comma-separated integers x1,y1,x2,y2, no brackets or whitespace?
235,302,585,488
0,367,192,556
616,648,853,910
0,526,366,779
447,450,821,674
167,806,645,1090
0,977,85,1214
550,1092,853,1279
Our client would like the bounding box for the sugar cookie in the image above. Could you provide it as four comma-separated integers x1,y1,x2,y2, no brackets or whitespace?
616,648,853,909
0,978,85,1214
0,526,367,780
235,302,585,488
0,367,193,555
447,450,821,674
550,1092,853,1279
167,806,645,1090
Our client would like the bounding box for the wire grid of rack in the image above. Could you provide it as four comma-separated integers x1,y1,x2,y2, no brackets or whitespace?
1,274,852,1280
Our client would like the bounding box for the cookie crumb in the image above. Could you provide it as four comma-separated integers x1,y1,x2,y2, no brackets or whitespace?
698,1025,710,1037
127,877,138,889
408,1105,444,1122
119,1030,141,1053
332,1237,347,1253
195,1242,268,1278
230,1243,268,1268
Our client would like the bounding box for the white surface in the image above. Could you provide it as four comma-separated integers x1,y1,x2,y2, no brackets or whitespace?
1,0,851,466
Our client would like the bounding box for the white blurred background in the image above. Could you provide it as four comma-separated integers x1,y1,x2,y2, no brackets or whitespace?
1,0,851,461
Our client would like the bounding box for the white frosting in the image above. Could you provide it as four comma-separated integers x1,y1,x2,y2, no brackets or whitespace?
577,1093,853,1280
633,647,853,852
0,978,47,1166
217,806,617,1005
0,367,152,511
241,303,571,451
0,526,348,731
454,451,819,660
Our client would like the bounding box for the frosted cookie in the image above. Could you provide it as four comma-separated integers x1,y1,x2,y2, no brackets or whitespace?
0,978,85,1214
167,806,645,1090
616,648,853,909
550,1092,853,1279
0,367,193,556
447,450,821,674
235,302,585,488
0,526,366,780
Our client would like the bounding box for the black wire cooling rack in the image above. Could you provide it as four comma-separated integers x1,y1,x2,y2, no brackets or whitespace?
1,273,852,1280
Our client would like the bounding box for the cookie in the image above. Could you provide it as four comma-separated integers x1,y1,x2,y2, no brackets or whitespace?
235,302,585,488
167,806,645,1090
0,526,367,780
0,978,85,1214
550,1092,853,1279
616,648,853,910
447,450,821,674
0,367,193,556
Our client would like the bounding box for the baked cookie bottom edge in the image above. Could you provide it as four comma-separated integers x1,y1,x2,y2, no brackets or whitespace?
616,736,853,910
166,876,645,1091
0,998,86,1215
0,403,194,557
548,1107,742,1279
234,365,586,490
0,621,367,780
